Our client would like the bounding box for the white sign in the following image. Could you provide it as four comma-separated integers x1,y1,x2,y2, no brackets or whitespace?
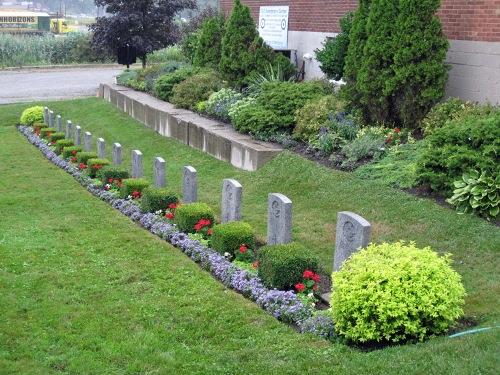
258,6,289,50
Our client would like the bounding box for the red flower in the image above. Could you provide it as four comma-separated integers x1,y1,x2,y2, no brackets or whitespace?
194,223,202,232
303,270,314,279
313,284,318,291
70,157,77,163
131,191,141,199
71,150,77,155
295,283,305,293
92,164,103,170
394,128,401,133
78,163,87,170
252,261,259,269
108,178,114,183
165,212,174,220
239,244,247,254
311,273,320,283
168,203,178,209
207,228,213,235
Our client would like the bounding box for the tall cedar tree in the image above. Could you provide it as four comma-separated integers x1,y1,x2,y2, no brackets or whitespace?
344,0,448,128
193,14,225,69
219,0,275,88
91,0,195,68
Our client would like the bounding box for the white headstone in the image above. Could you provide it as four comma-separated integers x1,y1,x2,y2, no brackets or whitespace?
74,126,82,145
267,193,292,245
221,179,242,223
84,131,92,152
183,166,197,203
333,212,371,272
131,150,143,178
154,157,166,188
48,110,54,128
56,115,62,132
97,138,106,159
65,120,73,139
112,143,122,165
43,107,49,124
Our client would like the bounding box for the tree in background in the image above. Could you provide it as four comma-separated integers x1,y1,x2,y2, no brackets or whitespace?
193,14,225,69
315,12,353,81
90,0,196,68
343,0,448,128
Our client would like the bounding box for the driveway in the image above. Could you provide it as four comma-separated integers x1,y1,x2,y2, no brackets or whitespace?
0,66,122,104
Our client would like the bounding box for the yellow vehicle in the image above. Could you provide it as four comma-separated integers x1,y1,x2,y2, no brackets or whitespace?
0,10,51,33
50,18,75,34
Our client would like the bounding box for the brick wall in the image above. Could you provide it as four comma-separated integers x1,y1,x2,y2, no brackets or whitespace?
220,0,500,42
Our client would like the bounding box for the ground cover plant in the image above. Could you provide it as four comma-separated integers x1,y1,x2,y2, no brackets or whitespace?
0,100,499,373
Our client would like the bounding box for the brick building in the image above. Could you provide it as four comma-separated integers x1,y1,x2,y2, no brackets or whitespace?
220,0,500,104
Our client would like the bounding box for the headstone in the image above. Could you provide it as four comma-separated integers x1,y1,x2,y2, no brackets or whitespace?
333,212,371,272
65,120,73,139
183,166,197,203
221,179,242,223
131,150,143,178
154,157,166,188
74,126,82,145
112,143,122,165
48,110,54,128
267,193,292,245
84,131,92,152
56,115,62,132
43,107,49,124
97,138,106,158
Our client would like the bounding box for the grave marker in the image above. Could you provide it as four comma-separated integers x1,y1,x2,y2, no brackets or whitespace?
97,138,106,158
56,115,62,132
154,157,166,187
131,150,143,178
74,126,82,145
333,212,371,272
267,193,292,245
221,179,242,223
84,131,92,152
112,143,122,165
183,166,197,203
65,120,73,139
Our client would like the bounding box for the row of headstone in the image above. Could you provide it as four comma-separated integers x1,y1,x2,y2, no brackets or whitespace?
42,107,371,271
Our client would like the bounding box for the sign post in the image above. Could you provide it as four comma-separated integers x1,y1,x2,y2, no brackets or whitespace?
258,6,289,50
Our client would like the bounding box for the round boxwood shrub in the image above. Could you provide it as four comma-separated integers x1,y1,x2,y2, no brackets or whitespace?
170,70,223,110
153,66,196,101
62,146,82,160
77,152,98,166
211,221,255,257
87,158,110,178
140,187,179,213
49,132,66,144
120,178,151,198
331,241,466,344
258,243,319,290
174,202,215,234
98,166,130,184
33,122,48,135
40,127,57,139
54,139,74,155
20,106,44,125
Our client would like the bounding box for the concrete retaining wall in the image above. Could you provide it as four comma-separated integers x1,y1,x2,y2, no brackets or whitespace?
98,84,282,171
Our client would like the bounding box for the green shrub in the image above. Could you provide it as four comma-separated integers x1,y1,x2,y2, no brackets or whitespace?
62,146,82,160
54,139,74,155
147,46,186,64
315,12,353,80
232,102,282,135
193,15,225,69
33,122,48,134
77,152,98,166
140,187,179,213
211,221,255,257
206,88,243,121
422,98,478,135
154,66,196,101
341,134,386,169
331,242,465,344
294,95,344,141
20,106,44,125
180,31,200,64
258,243,319,290
98,166,130,184
87,158,111,178
170,70,223,110
416,110,500,194
447,170,499,220
174,202,215,234
40,127,56,139
120,178,151,198
49,132,65,144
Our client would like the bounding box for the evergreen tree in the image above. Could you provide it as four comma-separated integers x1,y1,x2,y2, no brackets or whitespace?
193,15,225,69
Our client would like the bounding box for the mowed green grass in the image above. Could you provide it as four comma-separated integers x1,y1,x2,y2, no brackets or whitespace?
0,100,498,374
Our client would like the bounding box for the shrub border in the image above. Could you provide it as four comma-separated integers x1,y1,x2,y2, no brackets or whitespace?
16,125,334,339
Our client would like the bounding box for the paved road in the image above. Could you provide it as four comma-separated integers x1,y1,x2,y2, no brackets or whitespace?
0,67,122,104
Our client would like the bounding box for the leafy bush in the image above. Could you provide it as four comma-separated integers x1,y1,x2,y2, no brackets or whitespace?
331,242,465,344
170,70,223,110
327,112,360,141
206,88,243,121
33,122,48,134
417,110,500,194
62,146,82,160
40,127,56,139
20,106,44,125
258,243,319,290
147,46,186,64
154,66,196,101
140,187,179,213
294,95,344,141
308,130,345,155
77,152,98,165
180,30,201,64
340,133,386,169
245,57,297,96
193,15,225,69
98,166,130,184
231,102,282,135
174,202,215,234
49,132,65,144
210,221,255,257
447,170,499,220
120,178,151,198
422,98,479,135
87,158,110,178
54,139,74,155
315,12,353,80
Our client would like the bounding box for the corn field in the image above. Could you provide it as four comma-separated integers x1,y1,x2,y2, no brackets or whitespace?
0,33,111,68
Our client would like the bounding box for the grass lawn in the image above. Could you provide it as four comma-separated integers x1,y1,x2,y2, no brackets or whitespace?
0,99,499,374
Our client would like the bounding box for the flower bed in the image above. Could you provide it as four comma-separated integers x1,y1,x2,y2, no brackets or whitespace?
16,125,334,340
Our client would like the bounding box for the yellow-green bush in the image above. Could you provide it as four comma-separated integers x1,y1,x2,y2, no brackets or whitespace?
331,241,465,344
20,106,44,125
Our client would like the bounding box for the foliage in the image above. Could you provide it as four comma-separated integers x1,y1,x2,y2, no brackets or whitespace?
245,56,298,96
40,127,56,139
147,45,186,64
210,221,255,257
153,66,196,101
331,242,465,344
258,243,319,290
293,96,344,141
48,132,65,144
193,15,225,69
308,130,346,156
91,0,196,67
206,88,243,121
54,139,74,155
87,158,111,178
447,170,499,220
417,109,500,194
180,30,201,64
231,103,282,135
62,146,83,160
343,0,448,128
98,166,130,184
20,106,44,126
170,70,223,109
174,202,215,234
315,12,353,80
76,151,98,165
340,133,386,169
140,187,179,213
219,0,276,87
120,178,151,199
422,98,479,135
